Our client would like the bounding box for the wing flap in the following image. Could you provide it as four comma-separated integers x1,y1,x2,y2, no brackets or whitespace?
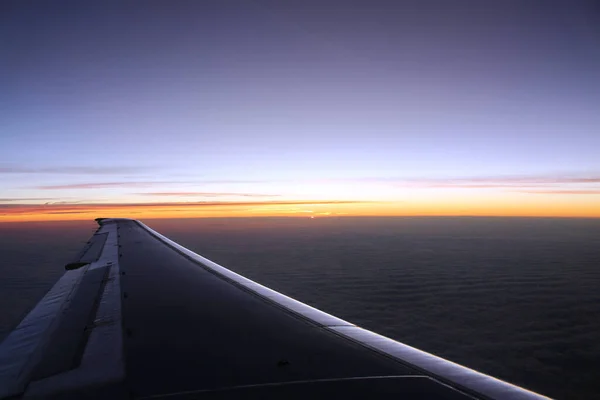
0,220,125,399
0,268,85,399
31,265,110,380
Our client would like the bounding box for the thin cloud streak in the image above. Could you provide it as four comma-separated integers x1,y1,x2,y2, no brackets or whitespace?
343,174,600,190
139,192,279,198
43,201,86,205
349,175,600,186
0,198,61,202
0,200,367,215
0,165,156,175
28,173,600,191
517,189,600,195
167,174,600,187
37,182,183,190
35,180,275,190
44,211,91,214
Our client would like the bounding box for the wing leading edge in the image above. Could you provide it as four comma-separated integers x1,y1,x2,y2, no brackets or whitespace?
0,218,550,399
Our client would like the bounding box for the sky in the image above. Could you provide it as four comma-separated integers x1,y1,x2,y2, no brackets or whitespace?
1,0,600,221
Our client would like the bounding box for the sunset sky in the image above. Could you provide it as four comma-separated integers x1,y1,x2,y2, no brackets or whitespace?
2,1,599,221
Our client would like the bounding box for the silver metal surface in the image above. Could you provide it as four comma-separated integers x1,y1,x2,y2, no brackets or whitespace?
330,326,550,400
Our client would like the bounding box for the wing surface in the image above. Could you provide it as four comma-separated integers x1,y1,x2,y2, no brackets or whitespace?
0,218,550,399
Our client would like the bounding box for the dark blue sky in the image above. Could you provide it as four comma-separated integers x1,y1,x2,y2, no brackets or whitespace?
1,1,599,217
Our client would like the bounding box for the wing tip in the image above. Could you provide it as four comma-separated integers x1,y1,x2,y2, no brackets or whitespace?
95,218,137,226
64,261,89,271
95,218,107,226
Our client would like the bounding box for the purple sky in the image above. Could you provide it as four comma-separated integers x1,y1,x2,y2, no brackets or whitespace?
1,1,599,208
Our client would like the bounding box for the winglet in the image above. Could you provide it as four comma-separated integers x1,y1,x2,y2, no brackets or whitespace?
95,218,107,226
64,262,89,271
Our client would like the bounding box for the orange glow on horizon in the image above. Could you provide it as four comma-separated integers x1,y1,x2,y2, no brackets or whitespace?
1,196,600,222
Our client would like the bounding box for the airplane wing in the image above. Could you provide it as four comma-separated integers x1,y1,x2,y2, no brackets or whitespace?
0,218,550,399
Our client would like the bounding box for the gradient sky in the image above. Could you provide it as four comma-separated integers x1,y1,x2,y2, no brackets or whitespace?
2,1,600,221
